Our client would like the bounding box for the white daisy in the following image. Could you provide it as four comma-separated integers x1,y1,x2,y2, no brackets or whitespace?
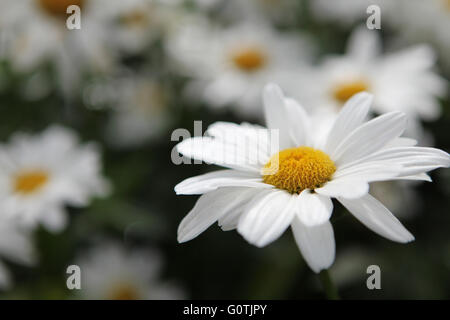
174,83,450,273
294,27,447,142
0,218,36,290
0,125,111,232
77,242,184,300
166,18,313,116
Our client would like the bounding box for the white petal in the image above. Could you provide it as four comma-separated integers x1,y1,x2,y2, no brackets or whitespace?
333,162,402,182
174,169,269,195
176,136,261,172
40,206,68,233
324,92,372,155
206,122,273,164
217,188,262,231
341,146,450,178
332,111,407,165
296,190,333,227
338,194,414,243
237,190,296,247
177,187,254,243
291,218,335,273
262,83,292,149
315,178,369,199
384,137,417,148
347,26,382,61
284,97,310,147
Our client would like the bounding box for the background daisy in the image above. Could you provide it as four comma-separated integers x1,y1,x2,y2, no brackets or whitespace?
76,242,184,300
166,18,313,116
293,27,447,143
0,125,110,232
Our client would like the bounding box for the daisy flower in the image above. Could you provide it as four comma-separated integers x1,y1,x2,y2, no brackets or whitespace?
174,83,450,273
0,125,110,232
77,242,184,300
0,218,36,290
294,27,447,142
166,18,313,116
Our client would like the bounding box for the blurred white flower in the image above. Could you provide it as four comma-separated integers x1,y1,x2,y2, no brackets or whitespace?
174,84,450,273
294,27,447,142
0,0,114,93
0,125,111,232
388,0,450,70
85,73,172,148
77,242,184,300
166,18,313,116
98,0,181,55
0,219,36,290
0,0,179,95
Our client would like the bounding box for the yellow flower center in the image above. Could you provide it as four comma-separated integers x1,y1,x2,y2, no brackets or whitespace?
38,0,84,17
231,47,267,72
107,284,140,300
444,0,450,10
14,170,49,195
262,147,336,194
332,80,369,103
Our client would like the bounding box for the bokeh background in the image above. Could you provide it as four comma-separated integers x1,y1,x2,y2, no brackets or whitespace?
0,0,449,299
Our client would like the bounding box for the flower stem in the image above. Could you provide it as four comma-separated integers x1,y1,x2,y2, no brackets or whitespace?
318,270,340,300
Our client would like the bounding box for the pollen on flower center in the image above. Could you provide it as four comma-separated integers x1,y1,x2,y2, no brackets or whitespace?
14,170,49,195
332,80,369,103
262,147,336,194
231,47,267,72
38,0,84,17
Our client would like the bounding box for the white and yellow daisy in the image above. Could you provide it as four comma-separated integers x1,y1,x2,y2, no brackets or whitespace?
294,27,447,142
77,242,184,300
0,219,35,290
166,19,313,116
174,83,450,273
0,125,110,232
